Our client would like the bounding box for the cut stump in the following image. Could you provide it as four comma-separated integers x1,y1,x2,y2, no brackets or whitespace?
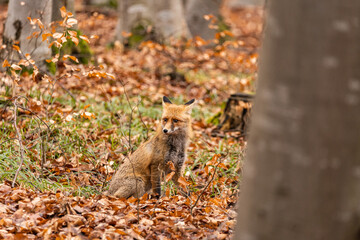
212,93,254,138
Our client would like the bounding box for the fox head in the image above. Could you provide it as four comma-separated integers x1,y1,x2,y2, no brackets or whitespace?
161,96,195,135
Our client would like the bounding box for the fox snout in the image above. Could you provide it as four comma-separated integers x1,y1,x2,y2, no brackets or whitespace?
162,121,174,134
162,126,178,134
162,128,174,134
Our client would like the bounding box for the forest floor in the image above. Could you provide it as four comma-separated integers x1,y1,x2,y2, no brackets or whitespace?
0,2,263,239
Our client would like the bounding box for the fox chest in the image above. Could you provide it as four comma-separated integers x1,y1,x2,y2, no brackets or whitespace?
164,139,186,170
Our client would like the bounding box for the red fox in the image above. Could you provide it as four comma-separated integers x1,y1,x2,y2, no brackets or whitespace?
106,96,195,198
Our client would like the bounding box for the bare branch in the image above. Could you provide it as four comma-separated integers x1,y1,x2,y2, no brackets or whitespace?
190,153,227,215
12,98,26,187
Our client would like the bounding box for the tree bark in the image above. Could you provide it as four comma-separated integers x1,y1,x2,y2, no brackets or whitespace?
212,93,253,137
115,0,189,43
52,0,75,22
1,0,53,69
234,0,360,239
84,0,108,5
115,0,153,42
226,0,265,7
153,0,190,39
185,0,222,40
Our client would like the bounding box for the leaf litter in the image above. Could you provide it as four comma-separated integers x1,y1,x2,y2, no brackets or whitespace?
0,2,264,239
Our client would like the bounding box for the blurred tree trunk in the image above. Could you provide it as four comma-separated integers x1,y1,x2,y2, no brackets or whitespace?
1,0,53,69
226,0,265,7
234,0,360,239
114,0,152,42
84,0,108,5
153,0,190,39
185,0,222,40
115,0,189,43
52,0,75,22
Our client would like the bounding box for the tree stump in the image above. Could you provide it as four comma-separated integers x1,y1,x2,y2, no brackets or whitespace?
212,93,254,137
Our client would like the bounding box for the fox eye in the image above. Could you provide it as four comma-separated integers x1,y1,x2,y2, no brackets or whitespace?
173,119,179,123
163,118,168,122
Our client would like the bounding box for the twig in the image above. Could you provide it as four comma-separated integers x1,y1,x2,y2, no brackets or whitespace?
97,126,122,135
56,80,77,102
151,198,160,219
113,80,140,221
100,153,112,193
0,99,12,121
124,154,140,222
190,154,225,215
45,74,76,118
40,135,46,178
136,99,149,140
0,138,17,146
120,79,134,151
12,98,26,187
17,105,50,131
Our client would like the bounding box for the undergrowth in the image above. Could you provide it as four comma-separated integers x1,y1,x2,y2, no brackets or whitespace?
0,91,243,197
0,6,251,199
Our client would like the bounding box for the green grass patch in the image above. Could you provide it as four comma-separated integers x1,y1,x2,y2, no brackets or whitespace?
0,88,243,197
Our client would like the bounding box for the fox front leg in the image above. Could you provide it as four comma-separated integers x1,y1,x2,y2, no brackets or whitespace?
150,163,161,197
173,157,185,185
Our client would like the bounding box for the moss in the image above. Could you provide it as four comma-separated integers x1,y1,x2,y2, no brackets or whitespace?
87,0,117,8
108,0,117,8
207,111,221,125
46,61,57,75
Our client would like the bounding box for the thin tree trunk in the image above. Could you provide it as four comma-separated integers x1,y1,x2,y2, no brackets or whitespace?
52,0,75,22
85,0,108,5
234,0,360,239
1,0,53,69
115,0,153,42
115,0,189,43
153,0,190,39
226,0,265,7
185,0,222,40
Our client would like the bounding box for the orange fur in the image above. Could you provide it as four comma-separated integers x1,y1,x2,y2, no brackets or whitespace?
105,96,195,198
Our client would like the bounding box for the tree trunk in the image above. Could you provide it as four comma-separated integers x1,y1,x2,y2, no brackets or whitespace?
84,0,108,5
234,0,360,239
153,0,190,39
185,0,222,40
115,0,153,42
52,0,75,22
211,93,253,137
226,0,265,7
1,0,53,69
115,0,189,43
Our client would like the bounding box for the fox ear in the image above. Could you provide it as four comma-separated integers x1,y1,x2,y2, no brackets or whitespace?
184,99,195,114
163,96,172,107
184,99,195,106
